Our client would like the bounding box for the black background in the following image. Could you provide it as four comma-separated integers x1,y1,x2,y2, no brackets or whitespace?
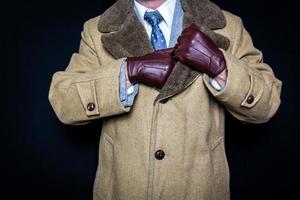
1,0,299,199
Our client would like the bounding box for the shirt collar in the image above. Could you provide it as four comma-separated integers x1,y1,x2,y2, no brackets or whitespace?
134,0,176,28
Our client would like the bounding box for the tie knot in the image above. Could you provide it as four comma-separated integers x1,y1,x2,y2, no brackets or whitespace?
144,10,164,27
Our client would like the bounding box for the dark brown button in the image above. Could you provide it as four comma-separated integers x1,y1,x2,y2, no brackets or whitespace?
160,99,168,104
87,102,96,111
155,150,165,160
246,95,255,104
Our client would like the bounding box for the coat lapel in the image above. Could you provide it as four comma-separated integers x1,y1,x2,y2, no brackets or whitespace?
98,0,154,58
98,0,230,103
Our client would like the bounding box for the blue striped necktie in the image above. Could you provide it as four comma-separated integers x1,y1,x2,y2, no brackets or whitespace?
144,10,167,50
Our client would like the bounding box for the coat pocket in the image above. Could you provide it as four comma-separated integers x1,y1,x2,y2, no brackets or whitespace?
93,133,114,200
210,137,230,200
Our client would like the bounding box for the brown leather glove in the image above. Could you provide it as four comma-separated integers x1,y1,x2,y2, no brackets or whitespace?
126,48,175,89
174,24,226,78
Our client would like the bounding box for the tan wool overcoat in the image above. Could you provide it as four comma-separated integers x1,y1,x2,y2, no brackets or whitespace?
48,0,282,199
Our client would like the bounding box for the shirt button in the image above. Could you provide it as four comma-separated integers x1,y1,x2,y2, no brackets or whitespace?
155,150,165,160
87,102,96,111
246,95,255,104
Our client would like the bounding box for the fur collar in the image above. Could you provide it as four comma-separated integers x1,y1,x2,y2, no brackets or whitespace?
97,0,230,102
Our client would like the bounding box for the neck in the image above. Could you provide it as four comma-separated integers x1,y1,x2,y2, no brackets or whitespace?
137,0,166,10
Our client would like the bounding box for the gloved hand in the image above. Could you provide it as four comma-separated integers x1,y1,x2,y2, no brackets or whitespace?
126,48,175,89
174,24,226,78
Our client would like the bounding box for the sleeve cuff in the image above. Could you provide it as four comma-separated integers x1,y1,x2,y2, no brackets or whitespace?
119,61,139,107
209,78,225,91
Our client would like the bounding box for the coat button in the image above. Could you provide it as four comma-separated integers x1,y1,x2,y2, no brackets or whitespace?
87,102,96,111
246,95,255,104
155,150,165,160
160,99,168,104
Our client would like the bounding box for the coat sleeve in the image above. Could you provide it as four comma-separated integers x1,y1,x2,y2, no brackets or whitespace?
48,19,131,125
203,16,282,124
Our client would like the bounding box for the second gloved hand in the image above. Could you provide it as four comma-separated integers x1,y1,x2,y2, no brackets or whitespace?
174,24,226,78
126,48,175,89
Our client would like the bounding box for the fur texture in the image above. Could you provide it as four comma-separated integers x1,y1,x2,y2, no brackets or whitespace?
98,0,230,101
154,62,200,104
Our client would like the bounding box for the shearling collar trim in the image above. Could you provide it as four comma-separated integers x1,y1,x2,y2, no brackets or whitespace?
97,0,230,102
